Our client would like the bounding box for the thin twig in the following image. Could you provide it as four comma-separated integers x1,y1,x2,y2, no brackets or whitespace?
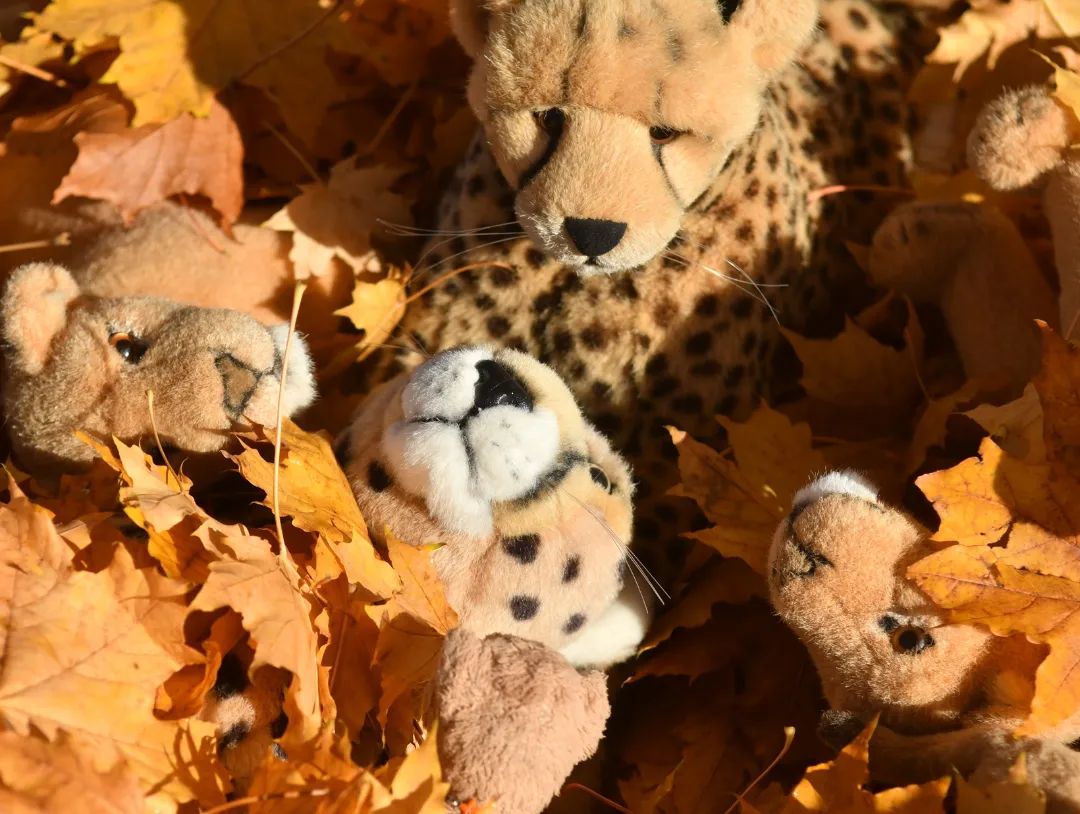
0,53,70,88
561,783,632,813
273,281,307,585
362,78,420,156
0,233,71,254
266,122,322,185
201,788,331,814
405,261,513,305
722,726,796,814
807,184,914,203
146,390,180,485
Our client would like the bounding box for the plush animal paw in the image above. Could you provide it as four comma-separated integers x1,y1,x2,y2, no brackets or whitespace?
342,346,651,668
435,627,610,814
1,262,316,472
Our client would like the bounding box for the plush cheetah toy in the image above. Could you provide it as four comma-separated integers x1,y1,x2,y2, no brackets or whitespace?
379,0,926,569
769,473,1080,813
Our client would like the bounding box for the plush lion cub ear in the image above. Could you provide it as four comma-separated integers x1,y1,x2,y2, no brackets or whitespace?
2,262,80,375
449,0,517,58
728,0,819,74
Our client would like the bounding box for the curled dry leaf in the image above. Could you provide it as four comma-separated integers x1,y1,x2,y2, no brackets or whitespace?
670,405,826,575
265,160,412,278
52,98,244,228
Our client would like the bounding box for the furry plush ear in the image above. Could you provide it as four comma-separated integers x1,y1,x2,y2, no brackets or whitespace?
2,262,79,375
729,0,819,74
449,0,517,58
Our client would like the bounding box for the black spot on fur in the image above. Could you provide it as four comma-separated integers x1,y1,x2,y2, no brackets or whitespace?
503,534,540,564
563,613,586,634
563,555,582,583
685,331,712,355
490,265,519,287
526,248,546,268
486,315,511,338
219,721,250,753
618,19,637,38
510,595,540,621
368,461,392,493
213,654,248,700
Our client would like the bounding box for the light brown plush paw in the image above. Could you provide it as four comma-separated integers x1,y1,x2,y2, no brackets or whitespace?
968,85,1077,190
435,628,609,814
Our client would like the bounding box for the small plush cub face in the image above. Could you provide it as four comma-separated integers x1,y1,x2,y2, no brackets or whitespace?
452,0,818,274
344,346,635,653
768,473,994,730
1,263,316,471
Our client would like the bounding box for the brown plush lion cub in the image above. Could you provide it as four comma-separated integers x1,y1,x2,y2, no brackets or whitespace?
769,473,1080,813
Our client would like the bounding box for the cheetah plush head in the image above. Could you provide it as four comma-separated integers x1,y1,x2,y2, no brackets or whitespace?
1,262,316,472
768,473,999,731
343,346,642,661
451,0,819,274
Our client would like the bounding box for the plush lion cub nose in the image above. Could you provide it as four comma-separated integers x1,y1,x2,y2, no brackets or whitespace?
564,217,627,257
474,359,532,411
216,353,259,415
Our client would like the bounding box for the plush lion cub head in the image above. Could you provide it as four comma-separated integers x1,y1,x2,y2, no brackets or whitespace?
451,0,818,273
767,473,1007,732
1,262,316,472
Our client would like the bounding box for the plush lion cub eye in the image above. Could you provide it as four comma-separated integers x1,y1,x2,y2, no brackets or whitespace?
649,126,680,145
109,331,148,364
880,616,935,655
533,108,565,136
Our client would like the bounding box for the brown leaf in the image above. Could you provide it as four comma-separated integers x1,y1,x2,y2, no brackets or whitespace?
0,483,223,806
0,731,144,814
53,98,243,227
1033,323,1080,479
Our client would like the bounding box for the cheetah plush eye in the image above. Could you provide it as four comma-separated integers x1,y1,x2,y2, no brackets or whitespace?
533,108,565,137
589,464,613,492
649,126,680,145
109,331,148,364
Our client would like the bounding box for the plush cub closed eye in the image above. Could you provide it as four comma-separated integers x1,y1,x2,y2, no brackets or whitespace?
109,331,148,364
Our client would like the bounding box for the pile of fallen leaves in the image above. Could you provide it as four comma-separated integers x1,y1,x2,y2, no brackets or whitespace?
2,0,1080,812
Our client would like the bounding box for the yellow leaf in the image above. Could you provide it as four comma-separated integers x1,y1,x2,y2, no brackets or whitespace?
265,160,412,278
373,724,450,814
0,483,222,806
32,0,365,133
955,753,1047,814
335,269,411,364
670,405,826,575
965,384,1046,464
231,419,400,599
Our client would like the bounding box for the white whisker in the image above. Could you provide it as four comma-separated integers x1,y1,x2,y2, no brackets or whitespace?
413,236,523,283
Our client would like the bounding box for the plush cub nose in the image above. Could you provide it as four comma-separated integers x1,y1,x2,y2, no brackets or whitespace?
216,353,259,415
474,360,533,411
564,217,627,257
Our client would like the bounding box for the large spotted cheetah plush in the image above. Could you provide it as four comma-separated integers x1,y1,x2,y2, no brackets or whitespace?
368,0,923,568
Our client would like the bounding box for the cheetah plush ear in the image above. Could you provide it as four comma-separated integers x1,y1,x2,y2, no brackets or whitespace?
449,0,518,58
728,0,819,74
2,262,79,375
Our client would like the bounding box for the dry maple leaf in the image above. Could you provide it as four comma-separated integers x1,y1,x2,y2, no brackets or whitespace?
777,719,950,813
955,753,1047,814
335,267,412,365
0,482,223,806
265,159,412,278
52,98,243,228
670,405,827,575
31,0,365,135
231,419,401,599
190,531,323,740
928,0,1076,81
0,731,144,814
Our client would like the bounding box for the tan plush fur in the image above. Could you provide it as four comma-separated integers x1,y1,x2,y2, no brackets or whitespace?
436,628,609,813
868,200,1057,392
340,346,641,812
769,474,1080,812
345,348,634,652
1,261,316,472
380,0,927,575
968,85,1080,340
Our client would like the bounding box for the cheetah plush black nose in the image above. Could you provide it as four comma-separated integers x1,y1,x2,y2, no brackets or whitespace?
474,360,533,411
564,217,627,258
